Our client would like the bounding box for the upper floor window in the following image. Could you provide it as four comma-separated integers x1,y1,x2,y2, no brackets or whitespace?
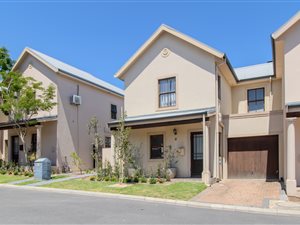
159,77,176,108
247,88,265,112
111,104,117,119
218,75,221,100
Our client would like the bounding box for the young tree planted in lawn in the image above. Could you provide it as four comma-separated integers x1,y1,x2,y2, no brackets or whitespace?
88,116,104,177
113,112,134,182
0,71,56,164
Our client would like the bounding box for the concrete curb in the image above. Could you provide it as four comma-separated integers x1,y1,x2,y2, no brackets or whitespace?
1,183,300,217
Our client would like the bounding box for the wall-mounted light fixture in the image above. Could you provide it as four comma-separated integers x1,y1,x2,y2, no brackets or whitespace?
173,128,177,136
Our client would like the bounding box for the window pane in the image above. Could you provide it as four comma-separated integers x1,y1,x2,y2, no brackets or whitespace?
248,90,256,101
170,93,176,106
193,134,203,160
256,100,264,112
159,79,170,93
150,135,163,159
256,88,264,100
170,78,176,92
249,101,264,112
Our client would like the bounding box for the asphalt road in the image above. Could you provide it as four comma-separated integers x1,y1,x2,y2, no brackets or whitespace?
0,186,299,224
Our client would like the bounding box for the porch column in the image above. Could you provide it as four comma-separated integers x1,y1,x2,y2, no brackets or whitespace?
202,115,211,185
286,117,297,195
35,125,43,159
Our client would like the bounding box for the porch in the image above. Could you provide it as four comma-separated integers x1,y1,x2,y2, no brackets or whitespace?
108,108,219,185
0,116,57,166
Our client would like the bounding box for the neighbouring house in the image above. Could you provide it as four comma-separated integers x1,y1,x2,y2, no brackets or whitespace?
0,48,124,171
108,12,300,197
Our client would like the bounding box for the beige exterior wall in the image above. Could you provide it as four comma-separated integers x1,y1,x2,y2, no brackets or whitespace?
0,53,124,170
126,121,216,178
122,32,217,117
14,54,58,118
6,121,56,165
56,74,123,170
280,20,300,104
231,79,282,114
219,72,232,115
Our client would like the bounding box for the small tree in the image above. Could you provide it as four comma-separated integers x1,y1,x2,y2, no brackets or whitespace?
0,71,56,164
113,112,134,182
88,116,104,177
70,152,83,175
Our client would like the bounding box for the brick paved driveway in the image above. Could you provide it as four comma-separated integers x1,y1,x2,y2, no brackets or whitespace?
192,179,281,207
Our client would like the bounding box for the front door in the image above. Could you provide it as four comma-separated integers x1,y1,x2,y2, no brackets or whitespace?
11,136,19,164
191,132,203,177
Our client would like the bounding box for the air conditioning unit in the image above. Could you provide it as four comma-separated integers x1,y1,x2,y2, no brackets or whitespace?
71,95,82,105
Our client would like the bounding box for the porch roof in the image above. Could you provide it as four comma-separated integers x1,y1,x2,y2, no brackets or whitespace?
0,116,57,130
108,107,215,130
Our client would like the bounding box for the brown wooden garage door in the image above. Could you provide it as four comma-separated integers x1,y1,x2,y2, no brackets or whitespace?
228,135,279,180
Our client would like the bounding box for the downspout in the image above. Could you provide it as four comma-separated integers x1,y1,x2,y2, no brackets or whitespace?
214,62,219,180
215,58,227,180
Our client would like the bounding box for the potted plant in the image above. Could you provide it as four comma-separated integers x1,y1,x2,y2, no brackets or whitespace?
164,145,178,179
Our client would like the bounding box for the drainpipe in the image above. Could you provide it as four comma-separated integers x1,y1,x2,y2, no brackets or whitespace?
214,62,219,180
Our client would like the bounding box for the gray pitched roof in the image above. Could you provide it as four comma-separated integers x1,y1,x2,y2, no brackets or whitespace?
234,62,274,81
27,48,124,96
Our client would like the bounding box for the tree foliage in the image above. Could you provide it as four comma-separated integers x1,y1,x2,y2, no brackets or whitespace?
113,112,134,181
0,60,56,164
0,47,14,73
88,116,104,176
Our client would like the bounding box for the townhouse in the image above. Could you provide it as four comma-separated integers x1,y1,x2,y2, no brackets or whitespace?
0,48,124,170
108,12,300,197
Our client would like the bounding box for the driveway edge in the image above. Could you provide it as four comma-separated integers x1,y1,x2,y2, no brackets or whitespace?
1,183,299,217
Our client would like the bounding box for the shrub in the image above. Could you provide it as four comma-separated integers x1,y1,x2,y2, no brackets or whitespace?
110,176,117,182
122,177,131,183
139,176,147,183
166,174,171,182
0,169,6,175
90,176,96,181
28,173,34,177
104,176,110,182
13,171,19,176
157,178,165,184
24,171,30,177
133,176,139,183
149,177,157,184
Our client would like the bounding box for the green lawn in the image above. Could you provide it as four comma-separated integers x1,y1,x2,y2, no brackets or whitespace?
0,175,29,184
44,179,206,200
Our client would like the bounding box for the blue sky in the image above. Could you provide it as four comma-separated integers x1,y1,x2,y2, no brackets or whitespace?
1,1,300,88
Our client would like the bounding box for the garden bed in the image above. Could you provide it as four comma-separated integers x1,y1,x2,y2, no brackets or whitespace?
43,179,206,200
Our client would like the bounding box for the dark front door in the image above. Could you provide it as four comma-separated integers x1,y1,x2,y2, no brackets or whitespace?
11,136,19,164
228,135,279,180
191,132,203,177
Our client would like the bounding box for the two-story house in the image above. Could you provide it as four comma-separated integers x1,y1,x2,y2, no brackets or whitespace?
0,48,124,171
109,13,300,197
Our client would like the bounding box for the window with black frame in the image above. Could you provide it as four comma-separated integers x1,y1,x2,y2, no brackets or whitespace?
247,88,265,112
105,136,111,148
159,77,176,108
111,104,117,119
150,134,164,159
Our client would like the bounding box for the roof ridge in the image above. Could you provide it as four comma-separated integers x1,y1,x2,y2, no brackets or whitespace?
25,47,124,96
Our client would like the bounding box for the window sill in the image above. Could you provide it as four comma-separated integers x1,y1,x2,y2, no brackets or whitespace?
156,106,178,112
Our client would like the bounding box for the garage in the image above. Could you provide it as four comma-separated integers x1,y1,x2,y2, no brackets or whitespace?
228,135,279,180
